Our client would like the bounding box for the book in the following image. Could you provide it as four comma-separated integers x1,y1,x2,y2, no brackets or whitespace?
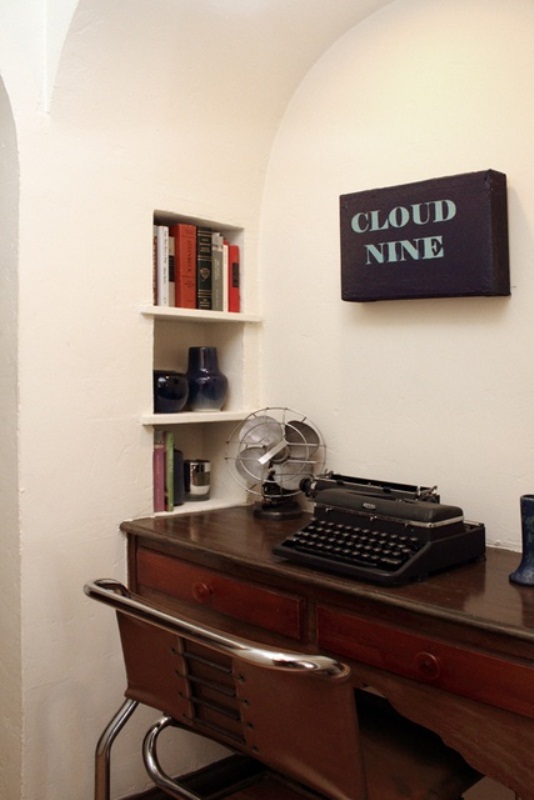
196,226,213,310
155,225,170,305
173,448,185,506
222,240,229,312
152,225,158,304
228,243,240,312
153,431,165,512
211,232,224,311
168,233,175,307
164,430,174,511
171,223,197,308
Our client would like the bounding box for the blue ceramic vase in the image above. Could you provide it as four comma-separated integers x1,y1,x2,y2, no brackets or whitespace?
509,494,534,585
186,346,228,411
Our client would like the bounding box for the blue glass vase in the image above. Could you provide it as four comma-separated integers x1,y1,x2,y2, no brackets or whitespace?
509,494,534,586
186,346,228,411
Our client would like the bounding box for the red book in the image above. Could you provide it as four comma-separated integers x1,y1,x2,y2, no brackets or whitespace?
171,223,197,308
228,243,240,313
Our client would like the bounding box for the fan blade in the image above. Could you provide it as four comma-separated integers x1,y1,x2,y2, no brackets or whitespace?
272,458,313,491
239,415,283,447
285,420,320,460
235,446,268,483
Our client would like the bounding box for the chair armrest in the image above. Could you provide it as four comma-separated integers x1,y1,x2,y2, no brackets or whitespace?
84,578,349,681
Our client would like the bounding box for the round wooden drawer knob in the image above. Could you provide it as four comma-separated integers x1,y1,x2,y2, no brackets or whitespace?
192,582,213,603
415,651,441,680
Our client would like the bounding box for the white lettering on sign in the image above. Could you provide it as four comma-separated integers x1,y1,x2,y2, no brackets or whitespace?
364,236,444,265
351,200,456,233
351,199,456,265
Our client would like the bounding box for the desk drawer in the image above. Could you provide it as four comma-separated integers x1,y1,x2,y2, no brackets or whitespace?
135,547,305,640
317,605,534,719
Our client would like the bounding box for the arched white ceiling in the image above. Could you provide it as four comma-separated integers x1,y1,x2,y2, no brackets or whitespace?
44,0,396,233
50,0,396,131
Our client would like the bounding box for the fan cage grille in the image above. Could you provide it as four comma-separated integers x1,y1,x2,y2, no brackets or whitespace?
225,407,326,500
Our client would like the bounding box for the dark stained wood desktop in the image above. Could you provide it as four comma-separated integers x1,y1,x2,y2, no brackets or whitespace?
122,505,534,799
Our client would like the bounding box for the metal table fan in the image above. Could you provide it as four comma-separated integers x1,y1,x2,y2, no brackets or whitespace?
225,407,326,519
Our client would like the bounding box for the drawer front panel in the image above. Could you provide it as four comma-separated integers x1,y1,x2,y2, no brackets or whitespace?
136,547,305,640
317,605,534,718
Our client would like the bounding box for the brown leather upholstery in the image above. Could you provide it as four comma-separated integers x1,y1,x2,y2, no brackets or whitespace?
118,614,365,800
116,610,481,800
234,656,366,800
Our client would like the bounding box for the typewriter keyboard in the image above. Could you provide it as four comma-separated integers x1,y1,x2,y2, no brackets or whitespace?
275,518,424,575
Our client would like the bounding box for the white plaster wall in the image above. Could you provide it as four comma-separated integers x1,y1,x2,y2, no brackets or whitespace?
261,0,534,554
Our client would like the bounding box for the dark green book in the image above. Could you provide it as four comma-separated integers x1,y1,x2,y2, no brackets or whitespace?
196,226,212,309
164,430,174,510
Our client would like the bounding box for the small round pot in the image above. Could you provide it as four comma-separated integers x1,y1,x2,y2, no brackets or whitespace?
153,370,189,413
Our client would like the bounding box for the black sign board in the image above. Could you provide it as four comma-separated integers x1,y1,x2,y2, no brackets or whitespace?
340,170,510,302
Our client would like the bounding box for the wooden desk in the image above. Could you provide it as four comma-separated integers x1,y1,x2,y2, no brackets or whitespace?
121,506,534,799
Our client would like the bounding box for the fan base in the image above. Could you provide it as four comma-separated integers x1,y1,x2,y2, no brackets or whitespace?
253,500,303,520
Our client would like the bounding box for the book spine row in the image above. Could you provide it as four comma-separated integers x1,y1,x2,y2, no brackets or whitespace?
153,431,185,512
153,222,240,312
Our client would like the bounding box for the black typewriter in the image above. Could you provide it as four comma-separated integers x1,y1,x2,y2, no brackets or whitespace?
273,475,485,586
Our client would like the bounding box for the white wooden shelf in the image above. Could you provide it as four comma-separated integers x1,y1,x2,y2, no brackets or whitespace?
140,306,261,324
145,498,251,518
141,410,253,426
145,211,259,516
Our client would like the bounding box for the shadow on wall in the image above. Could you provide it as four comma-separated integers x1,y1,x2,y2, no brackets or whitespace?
0,73,21,800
